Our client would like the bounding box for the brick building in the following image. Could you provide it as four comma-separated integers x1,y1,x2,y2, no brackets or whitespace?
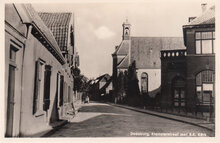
160,4,215,118
5,4,75,137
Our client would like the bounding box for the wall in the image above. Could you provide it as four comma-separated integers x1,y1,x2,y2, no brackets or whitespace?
137,69,161,96
5,4,27,137
185,27,215,111
160,56,186,107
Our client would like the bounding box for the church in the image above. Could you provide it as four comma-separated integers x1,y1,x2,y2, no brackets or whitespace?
112,19,185,98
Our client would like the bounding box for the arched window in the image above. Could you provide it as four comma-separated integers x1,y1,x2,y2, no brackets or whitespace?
196,70,214,106
172,76,185,108
141,72,148,94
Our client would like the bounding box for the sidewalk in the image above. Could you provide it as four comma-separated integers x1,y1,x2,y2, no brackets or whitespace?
32,119,68,137
108,103,215,131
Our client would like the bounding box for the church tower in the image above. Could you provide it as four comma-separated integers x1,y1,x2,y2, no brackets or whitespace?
122,19,131,40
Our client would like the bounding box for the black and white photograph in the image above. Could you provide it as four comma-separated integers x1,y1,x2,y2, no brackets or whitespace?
2,0,218,141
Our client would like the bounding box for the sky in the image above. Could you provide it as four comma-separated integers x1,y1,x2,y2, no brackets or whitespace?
32,0,215,79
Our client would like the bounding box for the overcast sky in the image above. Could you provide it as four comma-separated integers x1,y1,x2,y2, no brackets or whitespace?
32,0,214,79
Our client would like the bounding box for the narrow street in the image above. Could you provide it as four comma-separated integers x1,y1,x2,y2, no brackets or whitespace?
47,102,213,137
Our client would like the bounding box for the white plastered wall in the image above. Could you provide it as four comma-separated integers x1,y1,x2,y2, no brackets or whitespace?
137,69,161,92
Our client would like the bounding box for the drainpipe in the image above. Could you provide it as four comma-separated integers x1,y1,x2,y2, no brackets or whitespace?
19,24,32,137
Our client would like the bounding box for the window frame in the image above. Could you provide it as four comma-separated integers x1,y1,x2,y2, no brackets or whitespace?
33,59,46,116
196,70,214,106
195,31,215,54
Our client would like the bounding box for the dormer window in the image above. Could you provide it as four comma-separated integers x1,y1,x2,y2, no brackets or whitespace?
195,31,215,54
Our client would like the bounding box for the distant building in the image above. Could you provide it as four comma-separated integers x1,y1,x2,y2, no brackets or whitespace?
5,4,74,137
160,4,215,118
90,74,112,101
112,19,185,100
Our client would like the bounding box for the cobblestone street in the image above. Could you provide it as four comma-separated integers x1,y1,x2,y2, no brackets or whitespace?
47,102,214,137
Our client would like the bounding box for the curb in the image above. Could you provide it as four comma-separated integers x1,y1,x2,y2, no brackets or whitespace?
110,103,214,132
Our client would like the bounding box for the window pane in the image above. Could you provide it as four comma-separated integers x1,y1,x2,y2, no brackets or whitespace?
181,102,185,106
10,48,16,61
180,90,185,98
202,40,212,54
203,83,213,91
174,90,179,98
195,32,201,39
203,92,211,103
213,39,215,53
196,41,201,54
197,92,202,103
174,102,179,107
202,32,212,39
196,86,201,91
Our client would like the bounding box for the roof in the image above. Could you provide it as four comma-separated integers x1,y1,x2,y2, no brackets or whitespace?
113,40,130,55
96,74,111,83
118,55,129,69
114,36,185,69
131,37,185,69
38,12,72,51
100,78,112,93
186,5,215,26
14,4,65,64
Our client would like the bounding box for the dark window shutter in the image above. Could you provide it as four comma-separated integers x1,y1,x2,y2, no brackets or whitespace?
43,65,52,111
59,75,64,106
33,61,39,114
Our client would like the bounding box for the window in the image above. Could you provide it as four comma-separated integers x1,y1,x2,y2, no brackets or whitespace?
59,75,64,106
141,73,148,94
43,65,52,111
33,59,45,115
196,70,214,105
195,31,215,54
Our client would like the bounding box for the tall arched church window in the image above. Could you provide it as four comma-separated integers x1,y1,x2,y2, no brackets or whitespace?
141,72,148,94
196,70,214,106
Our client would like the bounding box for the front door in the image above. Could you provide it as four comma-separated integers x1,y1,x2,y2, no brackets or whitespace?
173,88,185,109
6,65,16,136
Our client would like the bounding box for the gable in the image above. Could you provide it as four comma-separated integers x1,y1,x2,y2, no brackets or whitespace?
5,4,27,37
130,37,185,69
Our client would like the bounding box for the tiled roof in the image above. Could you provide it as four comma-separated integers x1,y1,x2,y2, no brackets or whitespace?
118,55,129,69
15,4,65,64
130,37,185,69
115,40,130,55
187,5,215,26
38,12,72,51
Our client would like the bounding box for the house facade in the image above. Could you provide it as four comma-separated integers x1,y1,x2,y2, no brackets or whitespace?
160,5,215,118
112,20,185,100
5,4,75,137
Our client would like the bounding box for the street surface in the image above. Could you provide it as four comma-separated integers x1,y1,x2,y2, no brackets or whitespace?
48,102,214,137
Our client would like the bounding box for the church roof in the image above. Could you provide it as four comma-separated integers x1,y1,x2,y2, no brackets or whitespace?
185,5,215,26
118,55,129,69
38,12,72,51
113,40,129,55
130,37,185,69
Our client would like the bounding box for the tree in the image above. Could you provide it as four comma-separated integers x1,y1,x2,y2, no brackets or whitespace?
125,61,140,106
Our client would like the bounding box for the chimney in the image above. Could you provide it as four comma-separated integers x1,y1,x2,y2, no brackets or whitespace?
188,17,196,22
201,3,207,13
